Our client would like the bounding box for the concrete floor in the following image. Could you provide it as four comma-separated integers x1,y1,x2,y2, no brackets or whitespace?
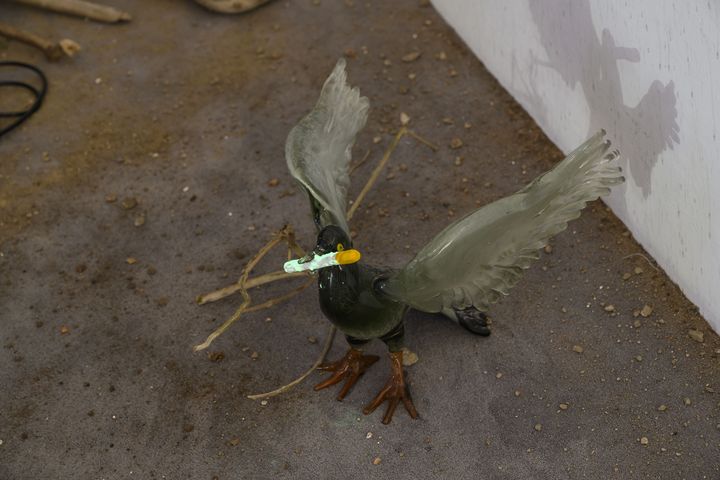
1,1,719,479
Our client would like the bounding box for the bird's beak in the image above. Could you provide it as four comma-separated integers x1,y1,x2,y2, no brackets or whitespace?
283,249,362,273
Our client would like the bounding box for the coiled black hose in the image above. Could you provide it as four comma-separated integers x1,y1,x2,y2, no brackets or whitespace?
0,61,47,138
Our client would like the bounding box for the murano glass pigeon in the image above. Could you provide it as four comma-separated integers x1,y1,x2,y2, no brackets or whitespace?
284,58,624,424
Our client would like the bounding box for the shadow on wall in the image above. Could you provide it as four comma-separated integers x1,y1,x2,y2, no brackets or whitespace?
526,0,679,208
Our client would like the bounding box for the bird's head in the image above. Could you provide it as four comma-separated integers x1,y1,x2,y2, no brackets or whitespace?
283,225,362,273
314,225,352,255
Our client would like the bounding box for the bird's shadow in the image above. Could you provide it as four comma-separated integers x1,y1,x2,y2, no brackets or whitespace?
524,0,679,213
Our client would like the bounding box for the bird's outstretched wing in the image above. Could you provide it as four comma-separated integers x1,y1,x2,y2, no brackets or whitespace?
380,131,623,313
286,58,369,234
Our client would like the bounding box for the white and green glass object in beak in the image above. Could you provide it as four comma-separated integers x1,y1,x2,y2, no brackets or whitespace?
283,249,362,273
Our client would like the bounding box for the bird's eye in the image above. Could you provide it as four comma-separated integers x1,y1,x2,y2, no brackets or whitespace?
337,243,344,252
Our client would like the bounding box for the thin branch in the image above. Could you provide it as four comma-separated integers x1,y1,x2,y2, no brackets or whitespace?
623,252,660,272
349,148,371,175
407,129,439,151
243,278,314,314
194,123,437,397
347,127,407,221
0,22,80,61
196,270,306,305
193,296,251,352
8,0,132,23
247,325,336,400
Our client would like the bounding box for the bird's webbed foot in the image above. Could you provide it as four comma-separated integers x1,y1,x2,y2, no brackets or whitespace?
314,348,379,400
363,351,419,424
455,307,492,336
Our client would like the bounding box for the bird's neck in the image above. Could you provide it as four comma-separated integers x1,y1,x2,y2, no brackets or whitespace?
318,264,360,306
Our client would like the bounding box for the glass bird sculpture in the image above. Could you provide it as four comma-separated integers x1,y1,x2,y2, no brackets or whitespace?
284,59,624,424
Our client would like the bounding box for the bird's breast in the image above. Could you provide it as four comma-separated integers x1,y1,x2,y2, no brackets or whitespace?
317,264,405,340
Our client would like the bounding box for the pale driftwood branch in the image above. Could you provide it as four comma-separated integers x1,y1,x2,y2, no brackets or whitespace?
0,22,80,60
8,0,131,23
196,270,306,305
406,129,439,151
194,125,437,398
193,0,274,14
346,127,407,221
247,324,336,400
193,227,309,352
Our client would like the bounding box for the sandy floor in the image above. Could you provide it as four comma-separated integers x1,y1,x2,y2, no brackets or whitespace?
1,1,718,479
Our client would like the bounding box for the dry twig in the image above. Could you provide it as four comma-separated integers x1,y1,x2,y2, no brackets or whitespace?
195,123,437,399
623,252,660,272
0,22,80,61
8,0,131,23
247,326,336,400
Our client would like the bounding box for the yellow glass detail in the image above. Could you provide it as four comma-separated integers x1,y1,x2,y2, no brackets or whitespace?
335,249,361,265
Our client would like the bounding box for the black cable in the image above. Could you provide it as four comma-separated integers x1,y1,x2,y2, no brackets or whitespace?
0,61,47,138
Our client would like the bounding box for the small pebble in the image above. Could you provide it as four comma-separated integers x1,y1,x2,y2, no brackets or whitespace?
373,457,382,465
683,397,692,406
559,403,568,410
688,329,704,343
622,272,632,280
401,347,418,366
640,436,649,445
544,245,553,254
307,336,317,344
121,197,137,210
657,404,667,412
250,351,259,360
572,345,584,354
229,438,240,446
59,325,70,335
401,51,421,62
126,257,138,265
634,267,644,275
449,138,463,149
208,351,225,362
604,305,615,313
400,112,410,125
534,423,542,432
268,178,280,187
640,305,653,317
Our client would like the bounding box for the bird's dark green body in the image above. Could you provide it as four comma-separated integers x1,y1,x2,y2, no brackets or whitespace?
318,263,407,345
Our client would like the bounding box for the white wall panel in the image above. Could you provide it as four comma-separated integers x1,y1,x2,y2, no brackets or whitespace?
433,0,719,330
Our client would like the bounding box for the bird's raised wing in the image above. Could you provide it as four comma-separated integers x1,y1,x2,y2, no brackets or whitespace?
285,58,369,234
380,131,623,313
